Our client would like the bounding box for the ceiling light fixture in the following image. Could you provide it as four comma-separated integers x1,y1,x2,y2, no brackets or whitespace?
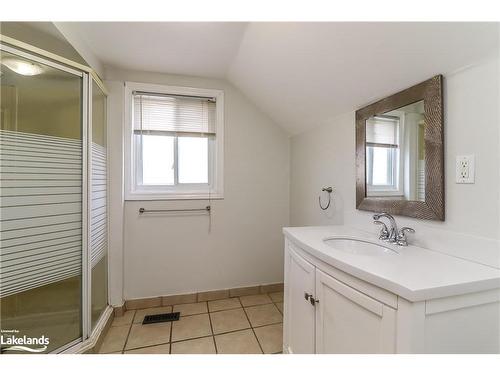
1,57,44,76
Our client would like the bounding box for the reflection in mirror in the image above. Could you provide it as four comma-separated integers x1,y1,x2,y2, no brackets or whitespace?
365,100,425,201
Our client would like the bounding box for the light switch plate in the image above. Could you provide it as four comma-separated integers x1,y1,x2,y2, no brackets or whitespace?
456,155,475,184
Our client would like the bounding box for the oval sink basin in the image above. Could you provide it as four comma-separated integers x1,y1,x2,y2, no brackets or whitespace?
323,237,399,256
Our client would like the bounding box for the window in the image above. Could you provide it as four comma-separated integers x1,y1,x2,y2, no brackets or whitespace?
125,82,224,200
366,115,403,196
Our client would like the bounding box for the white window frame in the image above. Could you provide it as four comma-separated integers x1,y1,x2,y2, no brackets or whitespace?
124,82,224,200
366,113,404,197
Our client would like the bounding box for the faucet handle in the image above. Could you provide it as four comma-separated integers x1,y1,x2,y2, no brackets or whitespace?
373,220,390,241
399,227,415,235
396,227,415,246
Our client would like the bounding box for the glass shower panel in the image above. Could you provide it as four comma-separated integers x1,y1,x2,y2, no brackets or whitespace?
90,79,108,329
0,50,83,352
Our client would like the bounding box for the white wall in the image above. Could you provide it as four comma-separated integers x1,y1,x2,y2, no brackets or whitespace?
106,68,290,302
290,58,500,268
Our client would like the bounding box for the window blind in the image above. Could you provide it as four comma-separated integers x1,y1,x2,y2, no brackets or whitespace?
366,116,399,147
133,92,216,135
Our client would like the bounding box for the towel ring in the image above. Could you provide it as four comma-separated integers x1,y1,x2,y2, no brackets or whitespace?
319,187,333,210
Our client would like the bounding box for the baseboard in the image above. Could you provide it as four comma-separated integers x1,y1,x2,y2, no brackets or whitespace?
124,282,284,310
113,304,127,318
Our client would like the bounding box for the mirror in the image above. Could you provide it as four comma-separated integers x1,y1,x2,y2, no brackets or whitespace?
356,76,444,221
365,100,425,201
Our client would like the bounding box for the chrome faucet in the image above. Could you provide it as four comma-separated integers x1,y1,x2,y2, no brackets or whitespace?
373,220,390,241
372,212,415,246
373,213,398,242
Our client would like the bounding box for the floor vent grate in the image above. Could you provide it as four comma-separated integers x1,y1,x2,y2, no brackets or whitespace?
142,312,180,324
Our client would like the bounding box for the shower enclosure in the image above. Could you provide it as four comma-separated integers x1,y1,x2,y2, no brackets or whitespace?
0,37,109,353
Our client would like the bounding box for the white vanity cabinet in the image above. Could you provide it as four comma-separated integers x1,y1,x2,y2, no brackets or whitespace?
283,235,500,354
286,247,316,353
284,242,396,354
315,269,397,353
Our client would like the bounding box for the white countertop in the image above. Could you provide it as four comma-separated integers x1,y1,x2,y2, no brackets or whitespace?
283,225,500,302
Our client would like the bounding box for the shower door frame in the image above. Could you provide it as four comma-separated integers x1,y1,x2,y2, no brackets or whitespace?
86,73,111,339
0,38,112,354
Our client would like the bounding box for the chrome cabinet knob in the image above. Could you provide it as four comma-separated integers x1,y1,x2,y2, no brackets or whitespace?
304,293,318,306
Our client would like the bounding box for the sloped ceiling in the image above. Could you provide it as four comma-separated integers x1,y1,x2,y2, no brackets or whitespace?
56,22,247,78
59,22,499,134
1,22,89,67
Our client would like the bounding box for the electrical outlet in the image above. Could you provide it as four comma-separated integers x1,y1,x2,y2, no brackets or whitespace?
456,155,475,184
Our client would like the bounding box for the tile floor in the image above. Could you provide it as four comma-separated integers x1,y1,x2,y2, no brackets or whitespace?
98,291,284,354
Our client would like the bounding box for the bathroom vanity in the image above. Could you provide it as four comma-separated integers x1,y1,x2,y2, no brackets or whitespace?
283,226,500,354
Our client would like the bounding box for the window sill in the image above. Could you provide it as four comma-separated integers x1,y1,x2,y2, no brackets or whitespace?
367,188,403,197
124,192,224,201
367,192,403,197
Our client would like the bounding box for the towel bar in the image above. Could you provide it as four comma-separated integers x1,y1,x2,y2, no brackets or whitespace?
139,206,211,214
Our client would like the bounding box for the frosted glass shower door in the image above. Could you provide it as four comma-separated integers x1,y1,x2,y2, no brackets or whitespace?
90,79,108,329
0,48,84,353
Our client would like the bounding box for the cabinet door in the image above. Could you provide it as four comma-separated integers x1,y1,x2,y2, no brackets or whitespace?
315,269,396,353
284,247,316,354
